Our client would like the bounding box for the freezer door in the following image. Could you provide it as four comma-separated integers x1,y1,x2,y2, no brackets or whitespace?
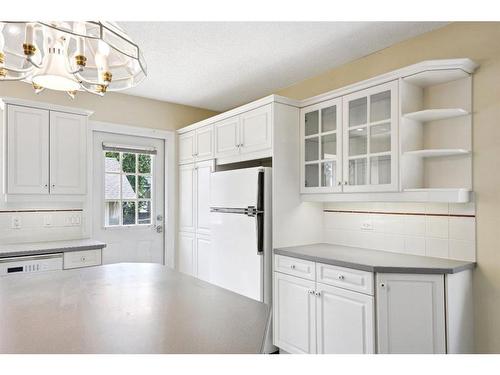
210,211,263,301
210,167,261,208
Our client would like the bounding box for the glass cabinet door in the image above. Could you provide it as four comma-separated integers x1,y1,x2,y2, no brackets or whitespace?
342,81,398,192
302,98,342,192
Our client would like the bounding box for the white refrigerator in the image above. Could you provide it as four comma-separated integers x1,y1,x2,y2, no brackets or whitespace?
209,167,272,305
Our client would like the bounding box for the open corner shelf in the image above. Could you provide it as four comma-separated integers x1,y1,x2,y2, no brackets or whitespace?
403,108,469,123
402,188,471,203
403,69,470,88
403,149,470,158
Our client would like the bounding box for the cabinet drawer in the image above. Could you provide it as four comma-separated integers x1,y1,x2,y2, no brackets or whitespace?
316,263,374,295
63,249,102,269
274,255,315,281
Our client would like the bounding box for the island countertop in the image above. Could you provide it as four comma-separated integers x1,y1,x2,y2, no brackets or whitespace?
0,263,270,354
0,239,106,258
274,243,475,274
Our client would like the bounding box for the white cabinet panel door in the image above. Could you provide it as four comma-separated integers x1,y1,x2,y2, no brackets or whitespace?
178,232,195,276
376,273,446,354
49,111,87,194
7,105,49,194
240,104,272,154
214,116,240,158
178,164,196,233
196,235,211,282
273,272,316,354
316,283,375,354
195,126,213,161
195,160,212,236
178,131,195,164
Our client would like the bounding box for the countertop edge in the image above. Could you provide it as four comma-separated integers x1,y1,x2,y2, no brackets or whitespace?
0,243,107,259
273,248,476,275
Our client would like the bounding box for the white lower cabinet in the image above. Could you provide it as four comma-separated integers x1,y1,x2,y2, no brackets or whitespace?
316,282,374,354
273,266,374,354
196,235,211,282
273,272,317,354
376,273,446,354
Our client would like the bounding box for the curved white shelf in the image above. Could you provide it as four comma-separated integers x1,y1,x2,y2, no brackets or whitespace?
403,108,469,122
404,149,470,158
403,69,471,87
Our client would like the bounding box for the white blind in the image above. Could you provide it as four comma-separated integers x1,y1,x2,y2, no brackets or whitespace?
102,142,157,155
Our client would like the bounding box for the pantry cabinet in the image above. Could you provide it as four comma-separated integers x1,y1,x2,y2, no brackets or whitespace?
4,102,88,195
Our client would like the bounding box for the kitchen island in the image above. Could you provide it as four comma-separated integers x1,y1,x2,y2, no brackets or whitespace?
0,263,270,354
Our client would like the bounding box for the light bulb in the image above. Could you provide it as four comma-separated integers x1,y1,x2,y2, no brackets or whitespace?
73,22,86,57
24,23,34,45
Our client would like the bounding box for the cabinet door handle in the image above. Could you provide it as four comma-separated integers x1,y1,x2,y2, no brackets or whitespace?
308,290,314,295
380,283,386,288
290,264,296,269
338,275,345,280
343,181,348,185
315,291,321,297
51,184,55,188
337,181,341,186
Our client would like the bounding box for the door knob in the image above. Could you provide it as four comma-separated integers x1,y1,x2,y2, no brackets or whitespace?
155,225,163,233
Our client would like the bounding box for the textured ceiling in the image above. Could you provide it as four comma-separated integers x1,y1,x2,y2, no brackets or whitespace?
120,22,447,111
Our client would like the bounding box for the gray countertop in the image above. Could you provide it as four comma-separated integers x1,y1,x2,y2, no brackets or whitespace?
0,239,106,258
0,263,270,354
274,243,475,274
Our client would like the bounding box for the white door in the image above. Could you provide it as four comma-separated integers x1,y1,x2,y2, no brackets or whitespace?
376,273,446,354
195,160,213,236
240,104,272,154
195,126,213,161
6,105,49,194
92,131,165,264
273,272,316,354
178,231,195,276
178,163,196,233
214,116,240,158
49,111,87,194
301,98,343,193
178,131,195,164
196,235,211,282
342,80,399,192
316,283,375,354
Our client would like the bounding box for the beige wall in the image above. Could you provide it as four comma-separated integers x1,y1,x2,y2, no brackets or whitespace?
0,81,218,131
276,22,500,353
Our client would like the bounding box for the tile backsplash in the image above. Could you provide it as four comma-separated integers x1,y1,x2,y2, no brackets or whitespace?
323,202,476,262
0,209,86,245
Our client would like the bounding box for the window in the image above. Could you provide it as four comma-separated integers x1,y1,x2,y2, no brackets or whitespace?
104,150,153,227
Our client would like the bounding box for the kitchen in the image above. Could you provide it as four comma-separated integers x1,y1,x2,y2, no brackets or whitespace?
0,5,499,374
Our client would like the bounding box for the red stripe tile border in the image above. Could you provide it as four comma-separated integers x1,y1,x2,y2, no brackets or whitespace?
0,209,83,213
323,209,475,218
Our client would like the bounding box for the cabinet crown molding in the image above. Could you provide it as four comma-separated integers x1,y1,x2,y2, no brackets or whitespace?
0,97,93,117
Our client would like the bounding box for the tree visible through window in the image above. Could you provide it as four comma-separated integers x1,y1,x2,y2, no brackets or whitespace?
104,151,153,226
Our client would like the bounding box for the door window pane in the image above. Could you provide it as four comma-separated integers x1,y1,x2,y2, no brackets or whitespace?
370,155,391,185
321,106,336,132
305,137,319,162
321,161,336,187
321,133,337,159
348,128,367,156
122,201,136,225
305,110,319,136
122,153,136,173
105,201,120,226
122,175,137,199
105,152,120,172
138,175,151,199
138,154,151,173
138,201,152,224
105,173,121,200
305,164,319,187
349,158,367,186
370,123,391,153
349,97,367,127
370,90,391,122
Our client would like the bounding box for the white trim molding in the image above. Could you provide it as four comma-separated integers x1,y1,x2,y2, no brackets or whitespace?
0,97,94,117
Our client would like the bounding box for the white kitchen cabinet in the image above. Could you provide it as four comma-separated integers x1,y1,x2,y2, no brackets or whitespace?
178,163,196,233
195,160,212,236
5,103,88,196
376,273,446,354
63,249,102,269
49,111,87,194
178,125,214,165
240,105,272,154
178,232,195,276
196,235,211,282
273,271,317,354
214,116,240,158
316,282,374,354
6,105,50,194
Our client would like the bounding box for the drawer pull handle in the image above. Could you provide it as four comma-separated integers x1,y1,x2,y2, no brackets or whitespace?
290,265,296,269
338,275,345,280
81,257,86,261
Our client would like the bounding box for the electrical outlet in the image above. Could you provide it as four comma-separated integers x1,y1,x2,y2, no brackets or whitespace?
361,221,373,231
11,216,22,229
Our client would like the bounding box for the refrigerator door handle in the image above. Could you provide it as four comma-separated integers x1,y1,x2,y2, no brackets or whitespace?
255,212,264,255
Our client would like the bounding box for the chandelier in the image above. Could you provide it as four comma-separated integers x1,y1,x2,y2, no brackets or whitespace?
0,21,146,98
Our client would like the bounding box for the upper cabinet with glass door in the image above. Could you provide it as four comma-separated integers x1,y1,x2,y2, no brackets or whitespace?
301,98,342,193
342,81,398,192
